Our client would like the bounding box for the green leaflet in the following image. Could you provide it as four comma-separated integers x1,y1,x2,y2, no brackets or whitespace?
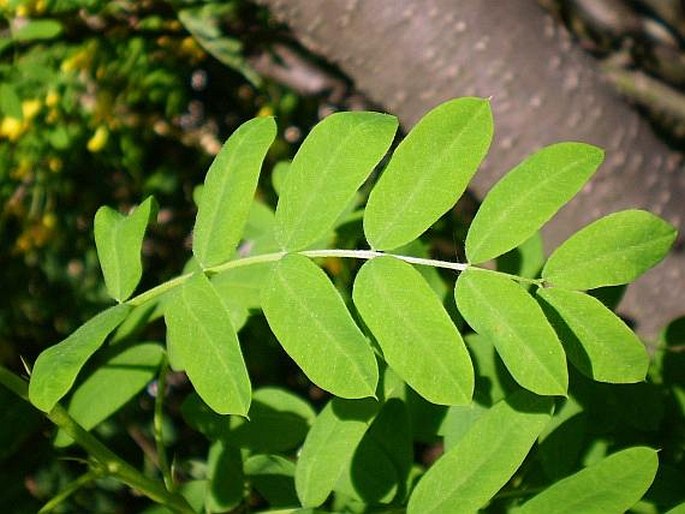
365,97,493,250
353,256,473,405
261,254,378,399
94,196,156,302
229,387,316,452
275,112,397,251
192,116,276,268
537,288,649,383
165,272,251,416
466,142,604,264
295,398,379,508
407,391,553,514
455,268,568,396
542,210,677,290
244,455,298,508
29,304,131,412
12,19,63,42
54,343,163,447
0,83,23,119
205,440,244,513
518,447,658,514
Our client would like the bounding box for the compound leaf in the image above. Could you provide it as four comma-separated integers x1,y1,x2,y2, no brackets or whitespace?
165,272,251,416
296,398,379,508
537,288,649,383
455,268,568,396
353,256,473,405
29,304,131,412
466,142,604,264
193,116,276,268
542,210,677,290
365,97,492,250
407,391,553,514
261,254,378,399
518,447,658,514
54,342,163,447
275,112,397,251
95,196,156,302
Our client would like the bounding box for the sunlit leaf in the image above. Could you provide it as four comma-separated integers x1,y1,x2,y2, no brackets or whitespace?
295,398,379,508
54,343,163,447
353,256,473,405
95,196,156,302
518,447,658,514
275,112,397,250
261,254,378,399
365,97,492,250
193,116,276,268
165,273,251,416
537,288,649,383
455,268,568,396
29,304,131,412
407,391,553,514
466,142,604,263
542,210,677,290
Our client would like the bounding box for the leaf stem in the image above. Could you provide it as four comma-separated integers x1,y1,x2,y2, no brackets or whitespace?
154,355,174,491
0,367,194,514
47,403,195,513
38,470,99,513
126,247,540,308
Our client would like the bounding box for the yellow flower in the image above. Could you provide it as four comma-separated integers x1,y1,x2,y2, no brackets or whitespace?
22,99,41,120
0,117,24,141
257,105,274,118
87,125,109,152
16,4,28,16
45,90,59,107
48,157,63,173
42,212,57,229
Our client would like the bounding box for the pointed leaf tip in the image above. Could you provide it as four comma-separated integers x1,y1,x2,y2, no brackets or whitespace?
276,111,398,251
193,116,276,268
261,254,378,398
365,97,493,250
466,142,604,264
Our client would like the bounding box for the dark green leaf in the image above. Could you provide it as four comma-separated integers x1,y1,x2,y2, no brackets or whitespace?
542,210,677,290
407,391,553,514
353,256,473,405
455,268,568,396
295,398,379,508
29,304,131,412
193,117,276,268
275,112,397,250
466,142,604,263
537,288,649,383
165,273,251,415
365,97,493,250
230,387,316,452
205,441,243,513
244,455,298,508
95,196,156,302
518,447,658,514
261,254,378,399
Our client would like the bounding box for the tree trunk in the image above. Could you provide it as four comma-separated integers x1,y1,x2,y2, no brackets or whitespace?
257,0,685,338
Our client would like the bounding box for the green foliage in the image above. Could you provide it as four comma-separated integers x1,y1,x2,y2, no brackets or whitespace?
2,96,683,513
